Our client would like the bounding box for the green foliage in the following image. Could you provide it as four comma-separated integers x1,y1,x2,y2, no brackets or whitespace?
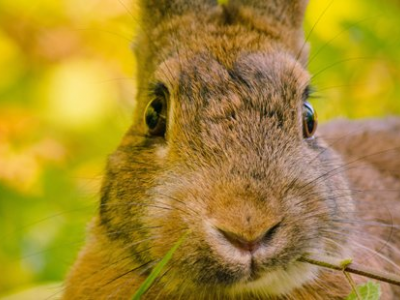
0,0,134,295
346,282,381,300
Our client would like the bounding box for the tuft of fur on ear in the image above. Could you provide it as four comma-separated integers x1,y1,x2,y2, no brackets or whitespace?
138,0,218,27
229,0,309,29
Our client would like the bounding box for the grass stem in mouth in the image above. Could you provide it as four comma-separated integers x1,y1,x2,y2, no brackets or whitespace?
299,253,400,287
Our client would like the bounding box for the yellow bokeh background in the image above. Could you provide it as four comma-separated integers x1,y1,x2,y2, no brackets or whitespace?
0,0,399,297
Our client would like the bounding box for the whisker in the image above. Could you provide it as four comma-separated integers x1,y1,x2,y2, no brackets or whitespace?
105,259,156,288
311,57,376,80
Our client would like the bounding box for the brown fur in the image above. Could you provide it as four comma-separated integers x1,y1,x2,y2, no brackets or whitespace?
63,1,400,299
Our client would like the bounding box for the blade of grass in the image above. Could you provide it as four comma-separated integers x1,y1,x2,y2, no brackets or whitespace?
132,230,190,300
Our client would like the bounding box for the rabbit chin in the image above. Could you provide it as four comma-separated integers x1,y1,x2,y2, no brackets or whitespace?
231,263,318,296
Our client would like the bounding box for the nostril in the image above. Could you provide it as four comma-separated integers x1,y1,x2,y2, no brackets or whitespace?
217,221,282,253
262,221,281,243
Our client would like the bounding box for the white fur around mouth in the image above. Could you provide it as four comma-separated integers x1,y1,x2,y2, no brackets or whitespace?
203,221,318,296
232,262,318,296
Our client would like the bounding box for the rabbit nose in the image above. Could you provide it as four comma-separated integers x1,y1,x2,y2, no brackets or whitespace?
219,230,261,252
217,222,281,253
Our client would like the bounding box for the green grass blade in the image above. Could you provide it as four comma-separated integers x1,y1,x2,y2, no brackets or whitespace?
132,231,190,300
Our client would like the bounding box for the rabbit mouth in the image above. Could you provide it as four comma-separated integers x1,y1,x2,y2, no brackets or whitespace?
182,251,317,297
248,259,263,281
230,261,318,296
191,218,319,293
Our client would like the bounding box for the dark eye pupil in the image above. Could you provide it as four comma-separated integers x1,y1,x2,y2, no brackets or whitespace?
303,102,317,138
145,98,166,136
305,109,314,131
146,101,162,129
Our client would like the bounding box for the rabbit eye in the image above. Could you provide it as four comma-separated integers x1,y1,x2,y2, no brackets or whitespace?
303,102,318,139
145,97,167,137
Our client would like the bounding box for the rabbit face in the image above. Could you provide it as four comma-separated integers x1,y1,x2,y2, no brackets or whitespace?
100,48,353,296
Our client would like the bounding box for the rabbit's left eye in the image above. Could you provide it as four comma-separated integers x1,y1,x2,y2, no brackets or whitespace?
303,102,318,139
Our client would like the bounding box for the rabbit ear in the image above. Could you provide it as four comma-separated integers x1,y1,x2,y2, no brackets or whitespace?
229,0,309,29
139,0,218,26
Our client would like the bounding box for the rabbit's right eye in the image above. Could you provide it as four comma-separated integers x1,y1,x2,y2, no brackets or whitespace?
144,83,169,137
145,97,167,137
303,101,318,139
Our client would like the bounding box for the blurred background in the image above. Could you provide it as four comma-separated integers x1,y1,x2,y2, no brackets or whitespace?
0,0,399,298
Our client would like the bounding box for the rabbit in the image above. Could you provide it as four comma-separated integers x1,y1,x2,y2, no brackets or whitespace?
63,0,400,299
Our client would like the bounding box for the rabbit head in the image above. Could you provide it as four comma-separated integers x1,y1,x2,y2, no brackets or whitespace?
98,0,355,297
